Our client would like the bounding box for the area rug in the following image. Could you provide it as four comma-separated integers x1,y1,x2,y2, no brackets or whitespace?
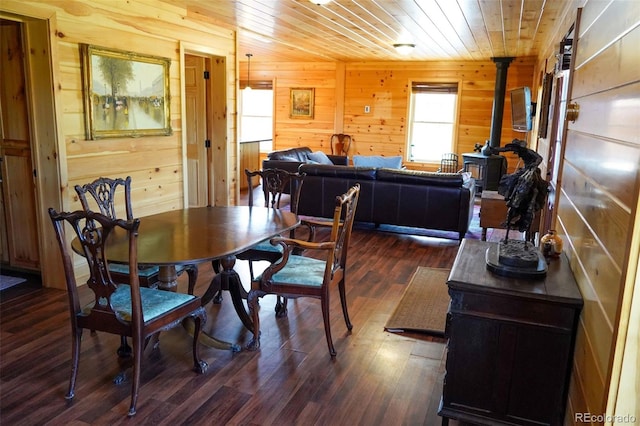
384,267,450,336
0,275,27,291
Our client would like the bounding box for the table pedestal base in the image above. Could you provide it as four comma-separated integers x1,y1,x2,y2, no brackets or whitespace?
201,255,253,332
157,265,178,291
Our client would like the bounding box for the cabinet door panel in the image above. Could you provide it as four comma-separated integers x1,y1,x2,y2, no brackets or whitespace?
506,326,572,424
445,315,500,413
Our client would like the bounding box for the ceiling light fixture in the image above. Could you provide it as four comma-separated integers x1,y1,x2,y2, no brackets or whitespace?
309,0,332,5
244,53,253,92
393,43,416,55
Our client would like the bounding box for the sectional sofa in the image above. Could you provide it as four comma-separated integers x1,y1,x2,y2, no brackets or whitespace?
296,163,476,241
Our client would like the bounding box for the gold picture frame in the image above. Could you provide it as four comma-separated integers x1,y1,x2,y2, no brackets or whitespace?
81,44,172,139
290,87,314,119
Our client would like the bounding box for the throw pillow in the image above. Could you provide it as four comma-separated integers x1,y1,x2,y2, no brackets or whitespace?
307,151,333,165
353,155,403,169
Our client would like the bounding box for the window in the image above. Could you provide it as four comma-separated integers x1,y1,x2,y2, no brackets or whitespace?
240,84,273,153
407,82,458,163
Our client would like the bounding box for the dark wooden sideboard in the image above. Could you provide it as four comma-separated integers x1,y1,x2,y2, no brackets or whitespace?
438,239,583,426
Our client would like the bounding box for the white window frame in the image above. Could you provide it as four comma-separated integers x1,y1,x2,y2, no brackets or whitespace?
239,81,274,153
406,81,460,164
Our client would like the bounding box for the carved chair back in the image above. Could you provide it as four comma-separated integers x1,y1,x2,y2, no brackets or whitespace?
246,184,360,357
330,133,352,156
74,176,133,221
49,208,140,327
48,207,206,416
329,183,360,271
245,168,305,213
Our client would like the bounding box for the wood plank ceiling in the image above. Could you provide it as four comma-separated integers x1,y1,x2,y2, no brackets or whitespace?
176,0,579,62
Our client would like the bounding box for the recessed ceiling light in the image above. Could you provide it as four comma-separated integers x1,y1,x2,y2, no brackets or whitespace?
309,0,332,5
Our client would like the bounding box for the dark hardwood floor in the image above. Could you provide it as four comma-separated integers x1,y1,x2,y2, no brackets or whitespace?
0,192,513,425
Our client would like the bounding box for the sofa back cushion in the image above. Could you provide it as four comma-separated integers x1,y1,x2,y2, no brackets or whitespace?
353,155,403,169
376,168,463,187
267,147,312,162
299,164,377,180
307,151,334,165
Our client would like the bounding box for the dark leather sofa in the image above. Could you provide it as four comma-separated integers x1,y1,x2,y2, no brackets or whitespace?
262,147,349,173
297,164,476,240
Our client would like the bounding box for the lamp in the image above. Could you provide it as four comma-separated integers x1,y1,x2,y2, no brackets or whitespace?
393,43,415,55
309,0,332,4
244,53,253,92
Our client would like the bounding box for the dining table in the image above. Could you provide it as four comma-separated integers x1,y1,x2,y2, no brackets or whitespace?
74,205,300,352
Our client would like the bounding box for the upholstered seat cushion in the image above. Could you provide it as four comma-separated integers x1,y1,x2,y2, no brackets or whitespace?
108,264,190,277
108,263,160,277
257,255,326,287
245,239,284,254
83,285,199,323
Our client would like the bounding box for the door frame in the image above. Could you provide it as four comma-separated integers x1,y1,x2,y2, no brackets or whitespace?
0,12,65,286
180,42,232,207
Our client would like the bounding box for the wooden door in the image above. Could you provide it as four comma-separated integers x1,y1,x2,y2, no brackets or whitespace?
542,70,570,232
185,54,208,207
0,20,39,271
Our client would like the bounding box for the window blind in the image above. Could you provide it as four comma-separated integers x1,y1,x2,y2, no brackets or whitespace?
411,82,458,93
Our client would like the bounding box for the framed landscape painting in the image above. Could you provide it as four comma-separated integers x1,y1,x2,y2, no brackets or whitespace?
81,44,172,139
290,87,314,119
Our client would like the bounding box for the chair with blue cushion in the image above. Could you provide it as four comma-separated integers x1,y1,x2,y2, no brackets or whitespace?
74,176,198,355
210,168,305,317
48,208,207,417
246,183,360,357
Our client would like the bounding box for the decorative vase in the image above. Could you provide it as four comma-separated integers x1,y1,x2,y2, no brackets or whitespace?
540,230,563,258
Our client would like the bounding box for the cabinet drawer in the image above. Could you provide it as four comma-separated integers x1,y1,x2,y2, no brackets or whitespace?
449,288,578,331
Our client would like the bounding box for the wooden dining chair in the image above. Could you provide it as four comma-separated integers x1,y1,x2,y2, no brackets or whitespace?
246,184,360,357
330,133,351,156
74,176,198,356
48,208,207,417
210,168,305,317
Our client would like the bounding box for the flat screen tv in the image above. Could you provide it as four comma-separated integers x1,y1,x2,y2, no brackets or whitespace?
510,86,533,132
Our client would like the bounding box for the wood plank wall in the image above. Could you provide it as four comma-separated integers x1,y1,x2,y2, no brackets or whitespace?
2,0,237,214
248,58,536,172
1,0,238,287
568,1,640,418
534,1,640,419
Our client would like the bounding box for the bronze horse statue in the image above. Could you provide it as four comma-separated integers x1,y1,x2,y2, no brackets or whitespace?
490,139,548,241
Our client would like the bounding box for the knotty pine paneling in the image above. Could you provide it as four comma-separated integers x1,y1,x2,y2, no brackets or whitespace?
344,59,536,165
249,58,536,169
3,0,238,211
2,0,238,288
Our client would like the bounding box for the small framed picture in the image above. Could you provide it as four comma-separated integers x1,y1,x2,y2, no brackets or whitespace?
289,87,314,119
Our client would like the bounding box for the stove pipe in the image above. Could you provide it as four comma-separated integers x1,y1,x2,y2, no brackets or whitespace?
489,57,514,148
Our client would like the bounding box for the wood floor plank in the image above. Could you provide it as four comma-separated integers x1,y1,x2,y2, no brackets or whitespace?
1,194,512,424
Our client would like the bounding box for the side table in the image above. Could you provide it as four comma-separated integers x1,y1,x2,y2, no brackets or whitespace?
480,190,540,241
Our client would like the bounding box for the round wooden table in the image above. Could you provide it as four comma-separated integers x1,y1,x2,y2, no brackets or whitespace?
77,206,299,351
